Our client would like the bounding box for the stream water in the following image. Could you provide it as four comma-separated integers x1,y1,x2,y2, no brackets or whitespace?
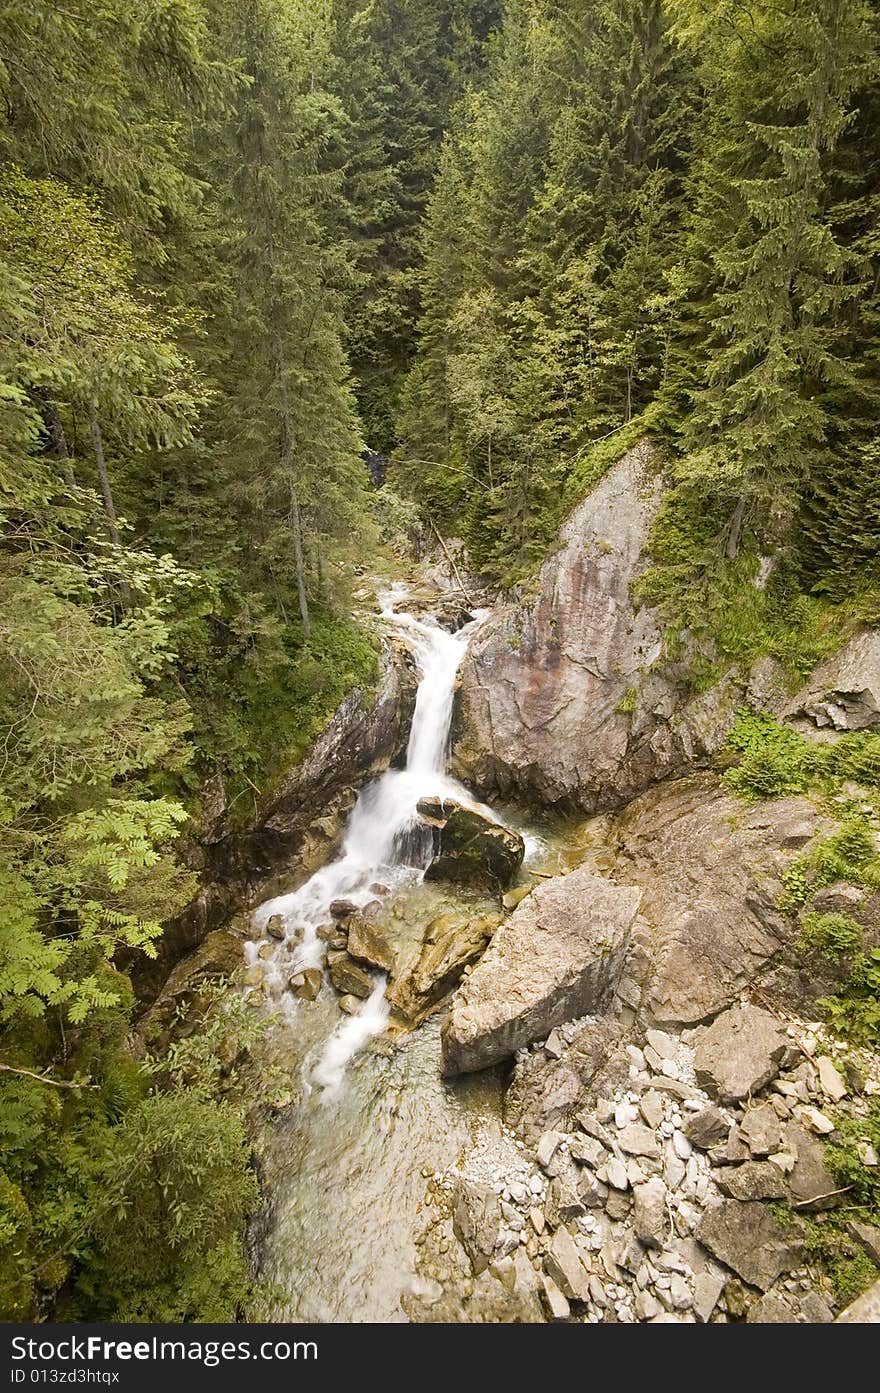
245,585,569,1321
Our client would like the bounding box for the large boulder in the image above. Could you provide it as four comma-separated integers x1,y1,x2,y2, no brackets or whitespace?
418,796,524,890
452,443,740,811
784,628,880,732
441,866,641,1075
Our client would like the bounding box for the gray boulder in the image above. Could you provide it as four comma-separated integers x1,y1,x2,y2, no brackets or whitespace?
696,1200,803,1291
452,1179,501,1276
694,1004,789,1102
452,443,740,811
419,797,525,890
441,866,641,1075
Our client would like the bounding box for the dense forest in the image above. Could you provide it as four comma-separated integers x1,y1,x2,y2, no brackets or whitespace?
1,0,879,1321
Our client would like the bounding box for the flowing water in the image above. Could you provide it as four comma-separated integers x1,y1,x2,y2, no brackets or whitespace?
246,584,570,1321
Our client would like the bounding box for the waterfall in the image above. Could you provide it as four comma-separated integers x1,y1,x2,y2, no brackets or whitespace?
250,584,488,1090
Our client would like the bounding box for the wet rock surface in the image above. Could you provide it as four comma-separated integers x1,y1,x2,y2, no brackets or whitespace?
418,796,525,890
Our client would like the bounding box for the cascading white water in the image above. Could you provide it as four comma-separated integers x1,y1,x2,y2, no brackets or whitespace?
250,583,489,1092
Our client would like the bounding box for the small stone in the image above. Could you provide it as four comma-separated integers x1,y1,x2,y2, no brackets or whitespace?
329,899,359,919
540,1273,570,1320
544,1225,592,1302
536,1130,564,1169
645,1027,678,1059
544,1028,565,1060
575,1111,614,1148
798,1291,834,1323
816,1056,847,1102
266,914,286,941
639,1090,665,1130
668,1274,692,1311
595,1097,615,1124
605,1187,632,1221
685,1106,729,1150
633,1177,668,1249
664,1149,687,1192
529,1206,546,1235
616,1123,661,1159
798,1106,835,1135
292,966,322,1001
740,1104,785,1157
672,1130,692,1160
598,1154,629,1190
693,1272,725,1323
848,1218,880,1265
857,1141,879,1167
569,1134,606,1168
635,1290,663,1321
615,1101,639,1129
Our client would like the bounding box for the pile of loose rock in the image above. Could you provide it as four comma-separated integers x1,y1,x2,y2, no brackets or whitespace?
413,999,880,1322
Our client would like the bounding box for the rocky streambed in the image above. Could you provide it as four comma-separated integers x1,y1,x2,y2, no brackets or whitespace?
148,443,880,1323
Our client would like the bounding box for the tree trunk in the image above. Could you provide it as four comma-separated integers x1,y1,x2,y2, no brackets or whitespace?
273,327,311,639
290,493,311,638
725,496,746,560
89,403,121,546
41,391,76,490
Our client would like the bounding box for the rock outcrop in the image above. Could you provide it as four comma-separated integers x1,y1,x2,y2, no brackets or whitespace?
602,775,835,1024
418,796,525,890
441,866,642,1074
784,628,880,732
452,443,739,811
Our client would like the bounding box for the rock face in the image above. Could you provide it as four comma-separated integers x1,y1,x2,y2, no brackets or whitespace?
136,927,246,1050
785,628,880,732
418,797,525,890
605,775,832,1024
441,866,641,1075
452,443,739,811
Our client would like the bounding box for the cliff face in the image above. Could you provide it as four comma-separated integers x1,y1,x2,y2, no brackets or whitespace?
452,442,738,811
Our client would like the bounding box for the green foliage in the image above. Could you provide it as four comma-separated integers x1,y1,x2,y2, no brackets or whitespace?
723,710,880,802
799,911,864,963
723,710,814,799
397,0,696,584
798,1105,880,1305
802,1216,878,1307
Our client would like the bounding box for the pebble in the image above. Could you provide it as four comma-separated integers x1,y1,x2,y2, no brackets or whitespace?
817,1057,847,1102
799,1105,835,1135
673,1131,692,1160
615,1101,639,1129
